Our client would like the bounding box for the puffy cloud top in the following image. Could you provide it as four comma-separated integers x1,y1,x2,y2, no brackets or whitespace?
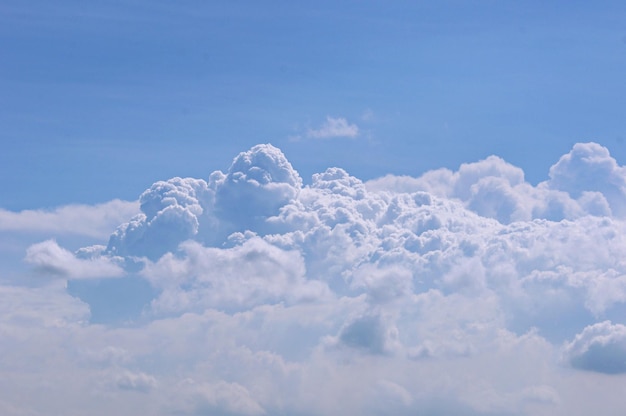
105,144,302,259
367,142,624,223
92,143,626,325
224,143,302,188
19,141,626,415
214,144,302,226
548,142,626,216
106,177,210,259
562,321,626,374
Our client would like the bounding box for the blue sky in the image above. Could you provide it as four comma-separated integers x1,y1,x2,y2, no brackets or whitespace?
4,2,626,415
3,1,626,209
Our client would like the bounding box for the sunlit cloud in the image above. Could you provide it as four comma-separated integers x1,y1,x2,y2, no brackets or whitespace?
6,142,626,415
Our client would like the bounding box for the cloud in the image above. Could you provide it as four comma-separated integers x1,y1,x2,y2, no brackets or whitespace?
335,313,399,355
25,239,124,279
105,144,302,260
562,321,626,374
105,177,210,260
143,237,330,315
306,116,359,139
175,380,266,416
0,199,139,239
366,144,622,223
109,369,157,392
214,143,302,226
0,281,90,327
548,142,626,216
361,109,375,122
7,141,626,415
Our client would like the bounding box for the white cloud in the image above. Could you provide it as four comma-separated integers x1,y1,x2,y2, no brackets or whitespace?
25,239,125,279
105,177,211,260
562,320,626,374
0,281,90,327
306,116,359,139
548,142,626,217
366,144,623,223
143,237,331,315
105,144,302,260
175,380,266,416
109,369,157,392
6,141,626,415
0,199,139,239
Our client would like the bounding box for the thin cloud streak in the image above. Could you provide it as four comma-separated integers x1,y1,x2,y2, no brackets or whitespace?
0,200,139,239
306,116,359,139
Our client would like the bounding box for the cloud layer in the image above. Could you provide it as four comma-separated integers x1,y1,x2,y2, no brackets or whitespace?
6,142,626,415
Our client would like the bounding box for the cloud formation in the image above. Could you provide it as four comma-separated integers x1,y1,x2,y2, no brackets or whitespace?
26,239,124,279
9,141,626,415
0,199,139,239
365,144,620,223
105,144,302,260
562,320,626,374
306,116,359,139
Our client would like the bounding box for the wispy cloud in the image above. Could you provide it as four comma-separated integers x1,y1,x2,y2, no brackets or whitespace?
0,200,139,239
361,109,375,122
306,116,359,139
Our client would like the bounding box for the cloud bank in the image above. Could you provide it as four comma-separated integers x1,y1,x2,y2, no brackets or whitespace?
6,142,626,415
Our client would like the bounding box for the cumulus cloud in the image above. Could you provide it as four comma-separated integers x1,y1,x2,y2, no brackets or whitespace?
105,177,211,259
8,141,626,415
365,144,625,224
213,144,302,227
562,321,626,374
306,116,359,139
25,239,124,279
548,143,626,206
104,144,302,260
143,237,330,315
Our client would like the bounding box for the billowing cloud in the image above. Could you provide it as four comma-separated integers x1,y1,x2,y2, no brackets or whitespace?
562,321,626,374
143,237,330,315
306,116,359,139
365,148,618,223
25,239,124,279
105,177,211,259
104,144,302,260
8,141,626,415
213,143,302,228
548,142,626,217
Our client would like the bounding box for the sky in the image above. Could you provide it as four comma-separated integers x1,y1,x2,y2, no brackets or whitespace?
3,1,626,415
